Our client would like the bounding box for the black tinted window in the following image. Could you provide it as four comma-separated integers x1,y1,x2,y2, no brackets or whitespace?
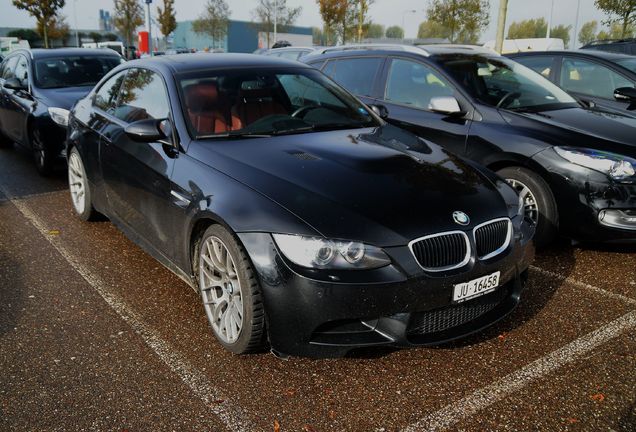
1,56,19,80
94,70,127,113
114,69,170,123
34,56,122,89
560,58,634,99
323,57,382,97
514,56,554,78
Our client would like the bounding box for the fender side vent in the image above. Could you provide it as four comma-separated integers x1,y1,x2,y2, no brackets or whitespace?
287,150,320,161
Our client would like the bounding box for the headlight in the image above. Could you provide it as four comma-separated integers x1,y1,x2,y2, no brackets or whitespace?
48,107,70,127
554,147,636,180
272,234,391,270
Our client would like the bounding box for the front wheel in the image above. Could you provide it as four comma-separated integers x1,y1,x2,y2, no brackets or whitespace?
68,147,98,221
196,225,267,354
32,129,56,176
497,166,558,248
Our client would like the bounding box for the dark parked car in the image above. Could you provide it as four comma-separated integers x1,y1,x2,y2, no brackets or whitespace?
0,48,122,174
509,50,636,116
304,45,636,245
581,38,636,56
66,54,534,357
262,46,318,61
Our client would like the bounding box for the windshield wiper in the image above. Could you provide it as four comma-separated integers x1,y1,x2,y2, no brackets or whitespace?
196,131,273,140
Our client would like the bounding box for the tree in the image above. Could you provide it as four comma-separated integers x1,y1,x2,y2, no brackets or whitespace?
417,19,451,40
317,0,350,44
507,18,548,39
157,0,177,39
366,23,384,38
192,0,230,48
89,31,103,43
12,0,65,48
6,28,41,44
426,0,489,43
595,0,636,38
578,20,598,45
551,24,572,47
252,0,302,48
37,14,70,45
113,0,144,47
354,0,374,42
385,25,404,39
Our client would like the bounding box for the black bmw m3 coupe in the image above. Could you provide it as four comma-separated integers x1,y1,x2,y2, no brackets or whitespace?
66,54,535,357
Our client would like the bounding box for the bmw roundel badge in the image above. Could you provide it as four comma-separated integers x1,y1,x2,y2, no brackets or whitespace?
453,211,470,226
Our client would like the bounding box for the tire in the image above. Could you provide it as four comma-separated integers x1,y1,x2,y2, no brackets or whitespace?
497,166,558,248
31,128,55,176
68,147,98,221
0,129,12,148
196,224,267,354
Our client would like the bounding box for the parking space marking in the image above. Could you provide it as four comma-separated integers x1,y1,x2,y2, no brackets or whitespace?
0,186,257,432
530,265,636,306
403,310,636,432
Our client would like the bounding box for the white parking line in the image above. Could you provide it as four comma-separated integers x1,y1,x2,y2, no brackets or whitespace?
530,265,636,306
403,310,636,432
0,187,257,432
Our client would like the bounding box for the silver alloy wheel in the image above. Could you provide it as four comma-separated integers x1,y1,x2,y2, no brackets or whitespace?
199,236,244,344
68,151,86,214
506,178,539,224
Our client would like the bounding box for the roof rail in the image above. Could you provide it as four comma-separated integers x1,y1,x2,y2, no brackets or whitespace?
314,44,430,57
584,38,636,46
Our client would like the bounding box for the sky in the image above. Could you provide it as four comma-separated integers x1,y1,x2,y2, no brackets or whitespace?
0,0,608,44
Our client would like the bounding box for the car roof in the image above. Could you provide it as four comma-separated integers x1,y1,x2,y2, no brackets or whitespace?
303,43,500,61
128,53,312,74
509,49,635,61
267,46,316,52
27,48,123,59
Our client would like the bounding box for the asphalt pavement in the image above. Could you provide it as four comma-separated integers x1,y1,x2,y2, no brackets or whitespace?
1,144,635,432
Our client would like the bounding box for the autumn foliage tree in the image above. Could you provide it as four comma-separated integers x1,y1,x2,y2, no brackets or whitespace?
426,0,490,44
37,14,70,45
192,0,231,49
113,0,144,47
157,0,177,40
595,0,636,38
12,0,65,48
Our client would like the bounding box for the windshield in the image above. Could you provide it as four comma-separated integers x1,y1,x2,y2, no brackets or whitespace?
178,69,378,138
616,58,636,74
437,55,578,111
34,56,123,89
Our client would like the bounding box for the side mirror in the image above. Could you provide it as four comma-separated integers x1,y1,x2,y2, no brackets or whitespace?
614,87,636,102
3,77,26,91
429,96,465,116
368,104,389,119
124,118,168,142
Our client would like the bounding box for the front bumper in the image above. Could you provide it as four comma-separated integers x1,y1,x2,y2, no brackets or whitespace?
238,220,534,358
534,148,636,243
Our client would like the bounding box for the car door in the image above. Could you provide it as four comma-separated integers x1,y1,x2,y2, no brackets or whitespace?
5,54,34,145
319,56,385,106
377,57,472,156
0,55,19,137
99,67,179,255
558,56,636,113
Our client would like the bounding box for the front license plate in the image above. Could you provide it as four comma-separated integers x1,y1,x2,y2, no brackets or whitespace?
453,271,501,303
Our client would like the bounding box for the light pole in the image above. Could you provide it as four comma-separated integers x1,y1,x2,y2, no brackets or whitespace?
402,9,416,40
73,0,79,47
145,0,153,54
495,0,508,54
273,0,278,46
572,0,582,49
546,0,554,38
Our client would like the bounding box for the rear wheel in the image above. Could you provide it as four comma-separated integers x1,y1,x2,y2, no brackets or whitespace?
31,128,56,176
68,147,98,221
196,225,267,354
497,166,558,248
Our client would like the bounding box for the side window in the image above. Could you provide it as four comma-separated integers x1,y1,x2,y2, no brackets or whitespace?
384,58,454,109
560,58,635,99
1,56,19,80
114,68,170,123
324,57,382,97
515,56,554,78
94,70,127,113
279,51,300,60
13,55,29,87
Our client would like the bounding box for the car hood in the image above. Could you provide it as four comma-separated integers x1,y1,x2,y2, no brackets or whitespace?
193,125,510,247
35,86,93,110
501,106,636,157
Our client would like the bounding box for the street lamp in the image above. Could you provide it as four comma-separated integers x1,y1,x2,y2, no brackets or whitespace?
573,0,582,49
273,0,278,45
402,9,416,40
73,0,79,47
546,0,554,38
145,0,153,54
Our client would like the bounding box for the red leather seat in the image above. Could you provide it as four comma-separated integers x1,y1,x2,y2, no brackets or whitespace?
184,82,233,134
232,88,287,128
